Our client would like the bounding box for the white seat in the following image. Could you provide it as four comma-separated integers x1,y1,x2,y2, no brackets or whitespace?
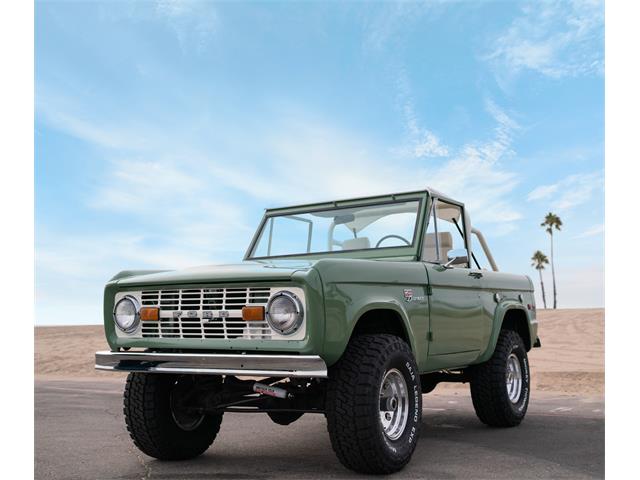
342,237,371,250
423,232,452,263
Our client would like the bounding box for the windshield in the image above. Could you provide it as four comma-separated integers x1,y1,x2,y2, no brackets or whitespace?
249,199,422,259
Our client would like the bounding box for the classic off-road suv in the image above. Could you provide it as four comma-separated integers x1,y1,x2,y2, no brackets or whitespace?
96,189,540,474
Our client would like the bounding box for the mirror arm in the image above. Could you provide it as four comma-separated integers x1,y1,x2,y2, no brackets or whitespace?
442,248,469,269
442,258,456,269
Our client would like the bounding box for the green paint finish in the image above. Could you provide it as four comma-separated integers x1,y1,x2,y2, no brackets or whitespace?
115,261,316,286
312,258,430,368
100,189,538,374
424,263,486,358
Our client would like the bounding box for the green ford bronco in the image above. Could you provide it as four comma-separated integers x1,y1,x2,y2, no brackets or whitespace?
96,189,540,474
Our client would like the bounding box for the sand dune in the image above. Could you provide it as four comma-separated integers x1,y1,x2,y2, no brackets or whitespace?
34,308,604,395
529,308,604,395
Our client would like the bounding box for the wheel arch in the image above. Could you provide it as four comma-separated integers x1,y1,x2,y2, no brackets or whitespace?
476,303,534,364
344,303,418,359
500,308,532,351
351,307,412,345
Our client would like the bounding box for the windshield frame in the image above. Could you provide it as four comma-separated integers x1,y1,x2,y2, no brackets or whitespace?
244,192,429,261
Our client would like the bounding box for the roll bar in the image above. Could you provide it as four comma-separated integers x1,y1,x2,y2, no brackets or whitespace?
471,228,499,272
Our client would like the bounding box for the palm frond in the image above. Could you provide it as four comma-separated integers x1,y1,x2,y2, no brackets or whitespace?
530,250,549,269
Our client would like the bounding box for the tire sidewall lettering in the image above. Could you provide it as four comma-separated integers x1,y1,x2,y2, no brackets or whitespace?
508,341,530,414
380,353,422,457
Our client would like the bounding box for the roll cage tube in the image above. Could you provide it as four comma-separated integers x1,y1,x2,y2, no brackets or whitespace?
471,227,499,272
423,194,498,272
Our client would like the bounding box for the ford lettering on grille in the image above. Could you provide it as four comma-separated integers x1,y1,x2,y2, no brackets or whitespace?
139,287,271,340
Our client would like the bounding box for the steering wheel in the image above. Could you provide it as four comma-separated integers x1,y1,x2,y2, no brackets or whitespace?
375,234,411,248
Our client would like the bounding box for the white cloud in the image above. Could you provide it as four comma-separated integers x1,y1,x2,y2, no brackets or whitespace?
37,108,145,150
574,223,604,239
37,232,205,280
395,69,450,158
91,159,202,211
90,157,255,249
361,2,424,52
80,95,519,230
155,0,219,52
413,130,449,158
527,171,604,210
360,0,451,53
42,93,521,228
486,0,604,78
422,100,522,230
430,101,522,230
527,184,560,201
236,100,521,230
36,230,238,326
36,93,526,326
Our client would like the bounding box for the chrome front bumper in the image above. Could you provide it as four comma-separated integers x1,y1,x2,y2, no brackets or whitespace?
95,350,328,378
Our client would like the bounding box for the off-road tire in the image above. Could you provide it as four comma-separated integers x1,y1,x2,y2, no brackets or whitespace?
470,329,530,427
123,373,223,460
326,334,422,474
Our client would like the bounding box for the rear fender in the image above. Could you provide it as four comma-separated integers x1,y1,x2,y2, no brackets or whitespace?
476,301,534,364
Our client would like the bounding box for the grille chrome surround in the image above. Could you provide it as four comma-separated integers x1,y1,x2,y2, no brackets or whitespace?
115,286,305,341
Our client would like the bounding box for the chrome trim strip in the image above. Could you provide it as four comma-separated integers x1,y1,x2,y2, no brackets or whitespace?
94,350,327,378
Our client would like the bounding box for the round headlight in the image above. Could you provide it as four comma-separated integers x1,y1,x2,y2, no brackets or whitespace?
113,296,140,333
266,291,303,335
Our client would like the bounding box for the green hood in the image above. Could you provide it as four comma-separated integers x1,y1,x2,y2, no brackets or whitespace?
113,260,317,287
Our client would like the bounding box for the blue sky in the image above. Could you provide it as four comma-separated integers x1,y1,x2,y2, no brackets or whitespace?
35,0,604,325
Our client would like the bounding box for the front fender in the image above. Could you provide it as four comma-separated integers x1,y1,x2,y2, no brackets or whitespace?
350,299,418,355
321,282,429,368
476,301,534,364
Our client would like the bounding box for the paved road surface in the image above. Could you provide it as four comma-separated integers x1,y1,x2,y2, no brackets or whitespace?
35,379,604,479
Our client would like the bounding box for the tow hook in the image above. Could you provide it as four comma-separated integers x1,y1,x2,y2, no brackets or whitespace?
253,382,292,399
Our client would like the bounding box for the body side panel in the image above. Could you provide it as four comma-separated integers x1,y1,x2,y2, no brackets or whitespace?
423,264,485,360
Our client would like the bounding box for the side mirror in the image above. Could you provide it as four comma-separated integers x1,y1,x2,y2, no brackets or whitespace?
443,249,468,268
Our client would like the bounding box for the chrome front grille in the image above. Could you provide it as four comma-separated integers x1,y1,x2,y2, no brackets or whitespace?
139,287,272,340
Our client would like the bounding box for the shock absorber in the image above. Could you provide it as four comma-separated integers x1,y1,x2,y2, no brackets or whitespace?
253,382,292,399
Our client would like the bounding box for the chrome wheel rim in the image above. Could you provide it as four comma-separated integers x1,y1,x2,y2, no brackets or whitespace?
379,368,409,440
506,353,523,403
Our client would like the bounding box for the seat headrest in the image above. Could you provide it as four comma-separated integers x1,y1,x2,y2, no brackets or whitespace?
342,237,371,251
423,232,453,262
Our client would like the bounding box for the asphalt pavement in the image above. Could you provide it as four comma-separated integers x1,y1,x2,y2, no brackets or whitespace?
35,378,604,479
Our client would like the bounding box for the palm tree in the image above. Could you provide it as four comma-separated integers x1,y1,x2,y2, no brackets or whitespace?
531,250,549,309
541,212,562,309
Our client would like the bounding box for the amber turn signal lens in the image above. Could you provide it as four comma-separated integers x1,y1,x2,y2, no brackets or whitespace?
242,305,265,321
140,307,159,321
